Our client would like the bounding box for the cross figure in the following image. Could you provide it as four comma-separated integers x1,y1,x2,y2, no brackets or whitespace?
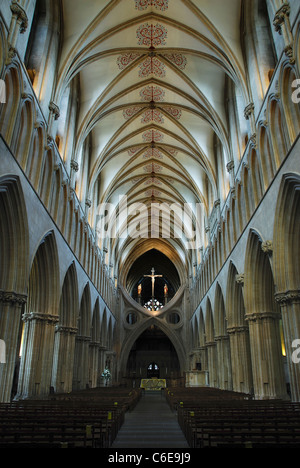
144,267,162,300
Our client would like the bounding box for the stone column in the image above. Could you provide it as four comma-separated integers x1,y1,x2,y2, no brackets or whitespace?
246,311,288,399
275,290,300,401
89,340,100,388
206,341,218,388
16,312,59,399
0,290,27,402
73,335,91,390
227,325,253,395
98,346,107,386
215,334,232,390
51,325,78,394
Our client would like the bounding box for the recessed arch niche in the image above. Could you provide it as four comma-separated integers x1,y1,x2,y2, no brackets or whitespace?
126,248,181,307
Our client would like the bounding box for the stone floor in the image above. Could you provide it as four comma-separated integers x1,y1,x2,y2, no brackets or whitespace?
111,391,189,448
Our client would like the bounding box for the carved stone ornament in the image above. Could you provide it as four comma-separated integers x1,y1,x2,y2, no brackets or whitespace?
275,290,300,305
22,312,60,324
48,101,60,120
273,2,290,34
5,46,17,65
261,240,273,254
10,1,28,33
235,274,244,285
244,102,255,120
70,159,79,172
0,290,27,305
284,44,295,64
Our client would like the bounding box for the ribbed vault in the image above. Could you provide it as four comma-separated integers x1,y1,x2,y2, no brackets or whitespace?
54,0,248,290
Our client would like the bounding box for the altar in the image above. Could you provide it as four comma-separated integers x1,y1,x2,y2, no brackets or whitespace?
140,378,167,390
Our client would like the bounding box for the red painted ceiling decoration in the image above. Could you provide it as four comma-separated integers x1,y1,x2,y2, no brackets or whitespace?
164,147,178,156
138,55,166,78
117,52,141,70
134,0,169,11
123,107,142,120
163,106,182,120
128,147,143,155
141,108,164,124
144,177,162,186
144,189,162,198
162,53,187,70
142,129,164,142
140,85,165,102
144,162,163,173
136,23,168,48
143,148,164,159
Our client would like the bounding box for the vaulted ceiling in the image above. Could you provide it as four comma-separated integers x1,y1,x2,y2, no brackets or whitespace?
56,0,247,285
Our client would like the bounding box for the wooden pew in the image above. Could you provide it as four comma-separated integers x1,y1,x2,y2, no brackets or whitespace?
0,387,141,448
164,387,300,448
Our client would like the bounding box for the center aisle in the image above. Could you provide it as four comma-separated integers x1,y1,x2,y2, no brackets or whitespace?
111,390,189,448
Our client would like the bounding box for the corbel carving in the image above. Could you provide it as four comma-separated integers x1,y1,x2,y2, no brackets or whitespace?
273,2,290,34
6,46,17,65
226,160,235,173
10,2,28,33
235,274,244,285
70,159,79,172
261,240,273,254
49,101,60,120
244,102,254,120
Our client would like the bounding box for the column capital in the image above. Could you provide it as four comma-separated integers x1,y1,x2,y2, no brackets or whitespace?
245,311,281,322
22,312,59,324
0,290,27,306
55,325,78,335
227,325,249,335
275,289,300,305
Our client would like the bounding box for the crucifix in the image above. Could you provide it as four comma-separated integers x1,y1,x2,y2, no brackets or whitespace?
144,267,162,301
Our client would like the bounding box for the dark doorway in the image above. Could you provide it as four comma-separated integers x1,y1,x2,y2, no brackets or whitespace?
126,325,180,379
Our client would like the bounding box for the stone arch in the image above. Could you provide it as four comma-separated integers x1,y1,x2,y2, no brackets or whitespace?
273,173,300,401
39,148,55,209
14,97,35,169
280,65,300,145
244,229,287,399
118,317,186,379
16,231,60,399
249,148,264,207
51,262,79,393
89,298,101,388
205,298,217,387
226,261,246,328
226,261,252,394
73,283,92,390
0,176,29,402
25,124,46,190
0,175,29,292
0,65,22,144
101,307,108,348
214,283,232,390
258,123,276,190
268,96,288,168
